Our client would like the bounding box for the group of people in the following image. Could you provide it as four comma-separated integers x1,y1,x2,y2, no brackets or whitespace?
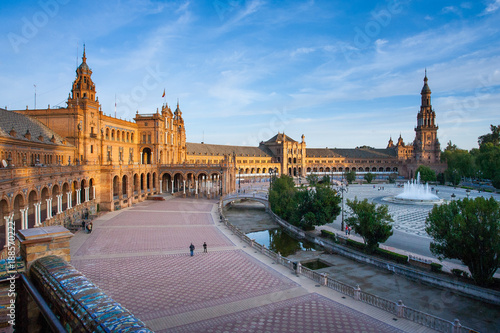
189,242,207,256
81,220,93,233
345,225,352,235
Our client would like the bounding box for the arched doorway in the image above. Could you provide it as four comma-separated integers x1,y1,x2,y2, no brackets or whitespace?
113,176,120,200
122,175,128,198
142,148,152,164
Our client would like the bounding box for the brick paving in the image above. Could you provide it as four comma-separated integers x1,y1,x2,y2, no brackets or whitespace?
164,293,404,333
74,226,233,256
104,211,214,226
70,197,421,332
72,250,298,321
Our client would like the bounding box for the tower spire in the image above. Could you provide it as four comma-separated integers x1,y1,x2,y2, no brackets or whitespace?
82,44,87,63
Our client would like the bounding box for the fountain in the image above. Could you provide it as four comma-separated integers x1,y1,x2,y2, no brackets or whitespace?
384,173,444,205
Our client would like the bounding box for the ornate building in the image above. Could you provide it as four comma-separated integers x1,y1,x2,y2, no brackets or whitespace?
0,50,445,254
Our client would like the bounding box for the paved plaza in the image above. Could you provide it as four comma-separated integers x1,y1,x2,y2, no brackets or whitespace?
70,195,434,332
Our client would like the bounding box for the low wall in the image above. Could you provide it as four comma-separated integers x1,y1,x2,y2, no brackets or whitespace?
26,255,153,332
268,210,500,306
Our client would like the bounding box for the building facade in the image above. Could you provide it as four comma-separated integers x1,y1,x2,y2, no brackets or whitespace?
0,50,445,254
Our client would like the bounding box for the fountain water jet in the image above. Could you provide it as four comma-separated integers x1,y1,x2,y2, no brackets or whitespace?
384,173,444,205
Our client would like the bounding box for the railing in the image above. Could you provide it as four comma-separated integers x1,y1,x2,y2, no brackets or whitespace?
359,291,397,314
17,274,67,333
218,197,478,333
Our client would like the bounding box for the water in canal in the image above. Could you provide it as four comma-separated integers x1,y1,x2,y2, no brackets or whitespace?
223,200,317,256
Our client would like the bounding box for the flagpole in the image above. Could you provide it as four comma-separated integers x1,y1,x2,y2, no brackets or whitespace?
114,94,117,118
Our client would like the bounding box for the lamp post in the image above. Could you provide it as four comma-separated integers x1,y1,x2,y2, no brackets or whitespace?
239,168,241,192
220,169,224,196
337,176,348,231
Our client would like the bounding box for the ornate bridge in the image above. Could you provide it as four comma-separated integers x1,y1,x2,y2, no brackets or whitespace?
221,191,270,210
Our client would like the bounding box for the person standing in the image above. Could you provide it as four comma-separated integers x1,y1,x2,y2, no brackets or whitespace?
189,243,195,256
203,242,207,253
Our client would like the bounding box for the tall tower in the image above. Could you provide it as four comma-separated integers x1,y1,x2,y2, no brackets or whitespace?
66,45,101,164
413,71,440,163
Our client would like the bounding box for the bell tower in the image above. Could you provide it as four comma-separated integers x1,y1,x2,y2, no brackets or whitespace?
68,45,98,108
66,45,101,164
413,71,440,163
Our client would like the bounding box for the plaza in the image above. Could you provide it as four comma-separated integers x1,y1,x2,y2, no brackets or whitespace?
69,195,438,332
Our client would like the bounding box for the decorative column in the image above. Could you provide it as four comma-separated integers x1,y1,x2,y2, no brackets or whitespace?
34,202,42,227
195,180,198,197
66,192,72,209
140,152,143,164
46,198,52,220
183,180,186,196
76,189,81,205
92,186,96,200
20,208,27,230
171,180,174,194
85,187,89,202
57,194,62,214
159,180,163,194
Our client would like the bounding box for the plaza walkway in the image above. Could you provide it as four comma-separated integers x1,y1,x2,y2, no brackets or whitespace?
69,195,435,332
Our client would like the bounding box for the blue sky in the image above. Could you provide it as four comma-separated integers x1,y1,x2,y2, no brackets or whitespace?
1,0,499,150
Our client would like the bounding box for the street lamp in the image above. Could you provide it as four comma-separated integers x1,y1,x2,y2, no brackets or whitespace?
337,183,348,232
220,169,224,196
239,168,241,192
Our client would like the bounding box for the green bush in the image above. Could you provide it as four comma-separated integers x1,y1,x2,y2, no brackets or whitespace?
430,262,443,272
346,238,366,251
451,268,464,277
375,247,408,264
320,229,337,242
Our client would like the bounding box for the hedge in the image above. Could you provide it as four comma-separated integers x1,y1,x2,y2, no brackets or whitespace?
430,262,443,273
375,247,408,264
345,239,408,264
320,229,337,242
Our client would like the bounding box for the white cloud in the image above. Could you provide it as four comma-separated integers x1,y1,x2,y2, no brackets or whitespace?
483,0,500,13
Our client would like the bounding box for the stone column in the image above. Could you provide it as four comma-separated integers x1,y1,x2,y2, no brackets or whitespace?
33,202,40,227
17,226,74,272
76,189,81,205
92,186,96,200
171,180,174,194
66,191,72,210
85,187,89,202
140,152,143,164
159,180,163,194
57,194,62,214
46,199,52,220
20,207,27,230
183,180,186,196
195,180,198,195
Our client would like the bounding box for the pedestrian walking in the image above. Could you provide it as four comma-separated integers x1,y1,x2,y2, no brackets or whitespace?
345,225,349,235
203,242,207,253
348,226,352,235
189,243,195,256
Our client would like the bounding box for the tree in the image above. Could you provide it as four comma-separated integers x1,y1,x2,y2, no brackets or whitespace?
345,198,393,253
441,143,476,179
269,174,341,231
364,172,375,184
293,182,341,231
425,197,500,286
268,175,297,222
478,124,500,147
345,170,356,184
415,165,436,182
306,173,319,186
